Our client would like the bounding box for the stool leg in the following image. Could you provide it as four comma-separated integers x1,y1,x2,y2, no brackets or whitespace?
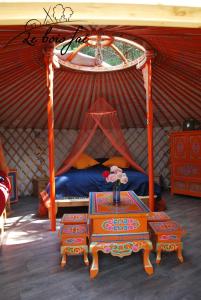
156,245,162,264
61,250,67,267
83,249,89,266
177,244,184,263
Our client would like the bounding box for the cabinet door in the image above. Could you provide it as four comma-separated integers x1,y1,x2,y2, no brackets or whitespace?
188,134,201,196
171,132,201,197
189,135,201,161
173,135,188,160
171,135,188,194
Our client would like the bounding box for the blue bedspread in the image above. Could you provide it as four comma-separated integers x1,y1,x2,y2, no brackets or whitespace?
47,164,161,199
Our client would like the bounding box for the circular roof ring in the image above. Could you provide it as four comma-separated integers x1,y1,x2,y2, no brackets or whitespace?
54,35,147,72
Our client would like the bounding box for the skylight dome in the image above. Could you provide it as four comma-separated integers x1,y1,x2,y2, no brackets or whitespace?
54,35,146,72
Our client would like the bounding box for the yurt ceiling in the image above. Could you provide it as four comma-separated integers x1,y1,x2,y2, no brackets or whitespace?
0,25,201,129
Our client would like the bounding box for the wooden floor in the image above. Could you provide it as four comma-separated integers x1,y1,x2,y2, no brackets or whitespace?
1,192,201,300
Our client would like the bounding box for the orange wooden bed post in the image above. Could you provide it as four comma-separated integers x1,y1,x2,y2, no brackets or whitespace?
142,51,154,211
44,46,59,231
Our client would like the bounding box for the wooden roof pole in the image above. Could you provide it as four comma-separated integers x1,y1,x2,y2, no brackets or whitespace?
110,43,128,64
141,51,155,211
44,46,59,231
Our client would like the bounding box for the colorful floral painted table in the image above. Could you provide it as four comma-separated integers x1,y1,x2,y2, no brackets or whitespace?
88,191,153,278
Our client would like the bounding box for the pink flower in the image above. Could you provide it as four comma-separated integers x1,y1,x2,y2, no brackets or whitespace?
104,166,128,185
120,173,128,184
106,173,118,183
116,171,123,180
110,166,119,173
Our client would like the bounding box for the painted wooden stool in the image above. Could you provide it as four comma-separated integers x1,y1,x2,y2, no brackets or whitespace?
60,224,89,267
61,213,88,225
149,220,185,264
148,212,171,222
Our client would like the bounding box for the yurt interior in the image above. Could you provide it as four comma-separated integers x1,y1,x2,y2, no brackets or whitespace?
0,2,201,299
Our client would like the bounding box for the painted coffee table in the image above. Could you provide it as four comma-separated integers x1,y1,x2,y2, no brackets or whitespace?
88,191,153,278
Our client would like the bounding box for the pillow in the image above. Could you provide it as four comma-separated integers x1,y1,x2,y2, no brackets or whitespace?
103,156,130,168
73,153,99,169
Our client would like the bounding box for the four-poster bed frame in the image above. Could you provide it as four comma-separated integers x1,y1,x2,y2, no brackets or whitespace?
44,47,57,231
45,45,155,231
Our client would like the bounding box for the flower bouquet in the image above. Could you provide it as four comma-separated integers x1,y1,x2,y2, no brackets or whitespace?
102,166,128,205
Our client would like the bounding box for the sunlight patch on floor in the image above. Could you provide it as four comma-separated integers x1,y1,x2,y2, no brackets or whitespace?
4,230,44,245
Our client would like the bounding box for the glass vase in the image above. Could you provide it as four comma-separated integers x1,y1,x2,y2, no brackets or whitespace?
113,184,121,206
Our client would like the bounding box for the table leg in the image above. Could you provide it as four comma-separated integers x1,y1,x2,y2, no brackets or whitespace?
177,244,184,263
143,241,154,275
83,249,89,266
156,246,162,264
90,243,99,279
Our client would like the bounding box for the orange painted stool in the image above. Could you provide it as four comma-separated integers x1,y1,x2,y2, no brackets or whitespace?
61,213,88,225
149,220,185,264
59,224,89,267
148,212,171,223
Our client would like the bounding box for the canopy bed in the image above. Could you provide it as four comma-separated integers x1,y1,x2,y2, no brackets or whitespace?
44,34,156,231
45,98,161,203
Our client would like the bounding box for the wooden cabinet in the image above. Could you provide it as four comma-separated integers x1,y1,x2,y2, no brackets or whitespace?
170,131,201,197
32,178,49,197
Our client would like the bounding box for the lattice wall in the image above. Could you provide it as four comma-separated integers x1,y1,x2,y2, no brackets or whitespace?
0,127,180,196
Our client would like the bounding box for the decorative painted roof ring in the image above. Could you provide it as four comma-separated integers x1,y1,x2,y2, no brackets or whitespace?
54,35,146,72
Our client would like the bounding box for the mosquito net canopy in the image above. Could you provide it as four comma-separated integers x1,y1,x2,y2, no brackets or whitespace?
57,97,144,175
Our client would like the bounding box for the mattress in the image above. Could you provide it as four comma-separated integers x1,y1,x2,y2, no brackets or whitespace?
46,163,161,199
